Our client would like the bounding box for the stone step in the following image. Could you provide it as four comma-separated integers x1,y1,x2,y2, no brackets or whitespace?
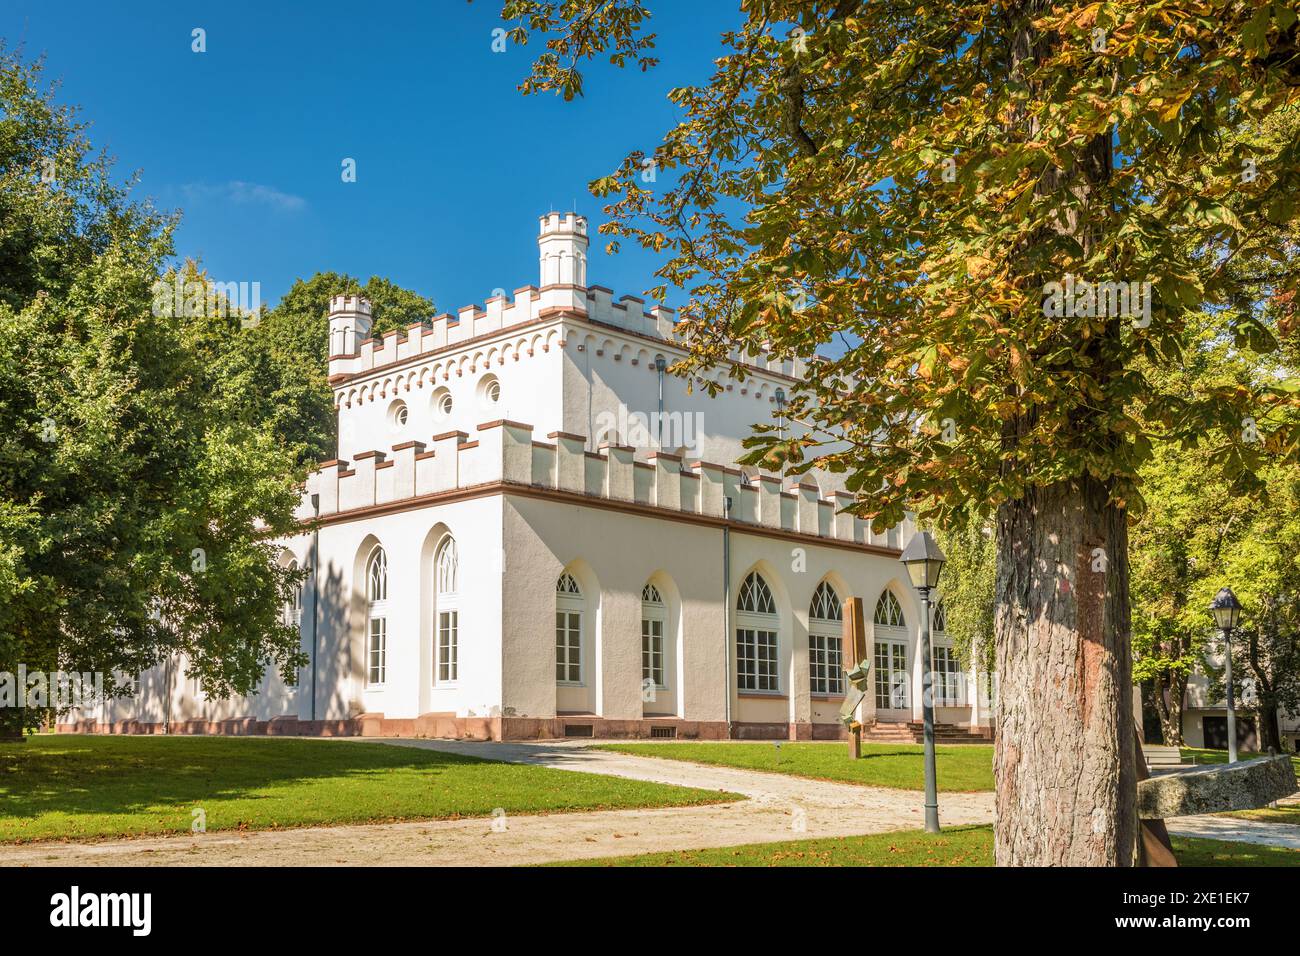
862,721,993,744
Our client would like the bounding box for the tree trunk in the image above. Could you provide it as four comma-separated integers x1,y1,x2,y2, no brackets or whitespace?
1154,670,1185,747
994,477,1137,865
1245,624,1282,753
1258,704,1282,753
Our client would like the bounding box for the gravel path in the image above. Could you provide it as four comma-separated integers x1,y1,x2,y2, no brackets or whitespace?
1165,814,1300,849
2,738,995,867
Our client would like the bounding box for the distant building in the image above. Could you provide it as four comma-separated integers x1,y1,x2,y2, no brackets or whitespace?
1181,671,1300,753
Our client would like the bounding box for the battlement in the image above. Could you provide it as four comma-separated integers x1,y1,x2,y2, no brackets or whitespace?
329,294,372,316
300,419,910,551
539,211,587,237
325,209,810,386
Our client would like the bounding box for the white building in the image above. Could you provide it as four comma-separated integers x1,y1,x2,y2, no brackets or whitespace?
73,212,994,742
1180,672,1300,753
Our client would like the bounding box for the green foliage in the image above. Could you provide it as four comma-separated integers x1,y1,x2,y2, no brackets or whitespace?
0,49,307,730
502,1,1300,530
934,515,996,673
252,272,434,465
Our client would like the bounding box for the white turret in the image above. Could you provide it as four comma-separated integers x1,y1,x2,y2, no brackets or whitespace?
328,294,373,366
538,212,588,287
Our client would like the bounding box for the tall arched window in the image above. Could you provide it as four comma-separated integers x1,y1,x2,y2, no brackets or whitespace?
284,559,303,629
435,536,458,684
808,581,844,696
366,546,388,686
555,572,583,684
873,590,907,709
736,571,778,692
931,600,960,706
641,583,666,692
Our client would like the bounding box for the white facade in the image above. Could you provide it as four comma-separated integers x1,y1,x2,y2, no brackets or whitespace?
82,212,994,741
1178,671,1300,753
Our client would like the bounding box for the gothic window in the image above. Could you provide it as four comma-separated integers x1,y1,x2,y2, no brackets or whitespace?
641,582,666,689
556,572,583,684
736,571,778,692
809,581,844,695
435,537,458,683
366,546,388,686
874,590,904,628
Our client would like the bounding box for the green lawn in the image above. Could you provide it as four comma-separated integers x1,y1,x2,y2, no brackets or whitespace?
592,741,995,791
1179,747,1300,826
0,736,738,843
551,824,1300,867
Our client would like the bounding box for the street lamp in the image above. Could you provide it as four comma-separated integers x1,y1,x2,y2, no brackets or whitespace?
1209,586,1243,763
900,529,947,833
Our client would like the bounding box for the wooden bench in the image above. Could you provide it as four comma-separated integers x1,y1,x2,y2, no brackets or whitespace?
1143,744,1193,770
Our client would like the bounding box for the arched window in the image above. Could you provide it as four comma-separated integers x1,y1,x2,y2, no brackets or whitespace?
738,572,777,615
283,559,303,629
931,600,960,706
874,590,904,627
873,589,907,710
365,546,388,686
808,581,844,696
810,581,842,622
641,583,666,692
736,571,778,692
556,572,583,684
435,536,458,684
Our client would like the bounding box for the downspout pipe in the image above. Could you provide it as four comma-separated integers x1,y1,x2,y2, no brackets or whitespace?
722,496,733,736
310,493,321,723
655,354,667,447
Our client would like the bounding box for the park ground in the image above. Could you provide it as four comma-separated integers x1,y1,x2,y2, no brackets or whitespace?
0,736,1296,866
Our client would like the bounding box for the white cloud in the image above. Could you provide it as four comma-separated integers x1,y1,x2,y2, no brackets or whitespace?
181,180,307,212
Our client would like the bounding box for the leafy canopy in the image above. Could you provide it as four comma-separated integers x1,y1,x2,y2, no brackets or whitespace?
502,1,1300,529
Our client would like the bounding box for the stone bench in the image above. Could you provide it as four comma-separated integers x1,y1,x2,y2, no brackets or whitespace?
1138,754,1297,819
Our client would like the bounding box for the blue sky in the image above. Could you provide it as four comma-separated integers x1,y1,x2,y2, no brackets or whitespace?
4,0,735,312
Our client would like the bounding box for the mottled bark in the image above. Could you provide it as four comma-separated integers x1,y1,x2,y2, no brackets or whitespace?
994,477,1137,865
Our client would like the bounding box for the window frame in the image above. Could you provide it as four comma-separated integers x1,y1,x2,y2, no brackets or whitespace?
433,536,459,686
931,642,962,707
641,584,667,691
736,571,780,694
365,546,388,688
808,581,845,697
555,573,584,685
808,632,845,696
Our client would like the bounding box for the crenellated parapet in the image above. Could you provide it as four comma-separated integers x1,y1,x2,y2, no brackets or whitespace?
325,210,813,387
299,419,911,552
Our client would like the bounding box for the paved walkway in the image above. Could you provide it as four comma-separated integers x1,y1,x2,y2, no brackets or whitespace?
1166,814,1300,849
2,739,995,867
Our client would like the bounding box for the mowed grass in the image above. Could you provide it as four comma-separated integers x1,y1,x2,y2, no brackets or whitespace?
552,824,1300,867
592,741,995,791
1179,748,1300,826
0,736,738,843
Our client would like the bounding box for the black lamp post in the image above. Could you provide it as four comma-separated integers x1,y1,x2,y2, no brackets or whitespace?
1209,586,1243,763
900,530,947,833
